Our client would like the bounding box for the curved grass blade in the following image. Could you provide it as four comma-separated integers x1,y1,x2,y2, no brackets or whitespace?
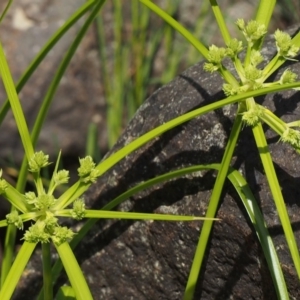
252,122,300,279
54,81,300,210
227,168,289,299
0,0,97,127
0,242,37,300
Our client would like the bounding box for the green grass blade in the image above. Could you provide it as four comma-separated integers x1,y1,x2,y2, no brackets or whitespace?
42,243,53,300
138,0,209,59
0,0,13,24
30,0,106,151
0,224,16,288
0,242,37,300
184,111,243,300
255,0,276,30
56,209,217,221
2,183,30,213
0,41,34,160
56,286,76,299
252,122,300,279
53,81,300,210
85,123,100,163
54,242,93,300
209,0,231,44
0,0,97,127
228,169,289,299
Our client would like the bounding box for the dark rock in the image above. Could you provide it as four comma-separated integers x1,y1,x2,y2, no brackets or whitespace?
13,26,300,299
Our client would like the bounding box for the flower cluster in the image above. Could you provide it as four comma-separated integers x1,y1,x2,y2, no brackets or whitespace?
242,105,264,126
28,151,50,173
202,18,300,153
204,19,299,96
274,30,299,59
280,127,300,149
78,156,100,183
1,151,98,245
236,19,267,45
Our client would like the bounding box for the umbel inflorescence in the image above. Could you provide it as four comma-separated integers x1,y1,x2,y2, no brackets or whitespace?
203,19,300,150
0,152,100,246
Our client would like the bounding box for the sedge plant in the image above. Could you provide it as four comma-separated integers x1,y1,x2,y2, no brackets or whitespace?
0,0,300,299
0,1,216,298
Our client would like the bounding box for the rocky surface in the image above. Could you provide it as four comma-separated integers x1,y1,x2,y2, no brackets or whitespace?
11,25,300,299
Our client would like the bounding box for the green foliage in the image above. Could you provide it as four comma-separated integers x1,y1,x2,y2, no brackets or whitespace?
0,0,299,299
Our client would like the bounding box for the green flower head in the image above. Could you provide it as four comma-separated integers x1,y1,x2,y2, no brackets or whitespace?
274,30,299,59
207,45,227,64
236,19,267,45
226,38,243,58
280,127,300,148
24,222,51,244
71,198,86,220
54,169,70,186
0,179,8,195
279,69,298,85
52,226,75,246
6,211,23,230
34,194,56,211
77,156,100,183
242,105,263,127
78,156,96,177
29,151,50,173
250,50,264,67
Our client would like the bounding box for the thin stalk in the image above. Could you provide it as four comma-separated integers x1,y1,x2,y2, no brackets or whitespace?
252,122,300,278
0,224,16,287
255,0,276,30
253,0,276,51
54,242,93,300
42,243,53,300
53,81,300,210
0,0,106,288
0,0,97,127
0,41,34,160
209,0,231,44
138,0,237,86
0,0,13,24
184,110,243,300
138,0,209,59
0,242,37,300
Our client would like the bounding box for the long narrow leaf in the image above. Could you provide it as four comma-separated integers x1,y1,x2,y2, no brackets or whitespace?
0,41,34,160
252,122,300,279
228,169,289,299
54,242,93,300
54,81,300,210
56,209,217,221
209,0,231,44
0,242,37,300
184,110,243,300
0,0,97,127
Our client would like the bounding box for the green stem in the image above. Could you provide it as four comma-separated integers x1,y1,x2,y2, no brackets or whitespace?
54,242,93,300
0,0,13,24
253,0,276,51
0,41,34,160
184,109,243,299
138,0,209,59
0,224,17,287
53,81,300,210
0,0,97,128
42,243,53,300
0,242,37,300
252,122,300,278
209,0,231,44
